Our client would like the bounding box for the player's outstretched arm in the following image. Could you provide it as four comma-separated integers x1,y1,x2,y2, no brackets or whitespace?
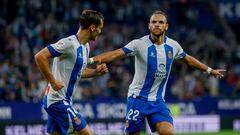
88,49,126,64
34,47,64,90
183,54,226,79
82,63,108,78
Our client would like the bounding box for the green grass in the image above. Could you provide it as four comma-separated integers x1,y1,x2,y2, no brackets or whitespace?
140,130,239,135
175,130,239,135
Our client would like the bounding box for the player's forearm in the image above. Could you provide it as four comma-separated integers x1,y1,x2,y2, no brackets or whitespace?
81,68,99,78
94,52,118,63
184,55,209,72
35,53,55,83
89,49,125,64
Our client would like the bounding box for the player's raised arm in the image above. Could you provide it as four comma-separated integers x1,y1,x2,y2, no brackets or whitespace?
183,54,226,79
88,48,126,64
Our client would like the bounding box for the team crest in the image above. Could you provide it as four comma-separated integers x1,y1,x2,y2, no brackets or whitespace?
74,117,82,125
167,51,172,59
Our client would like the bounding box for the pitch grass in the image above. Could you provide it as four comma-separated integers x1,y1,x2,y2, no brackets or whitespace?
140,130,239,135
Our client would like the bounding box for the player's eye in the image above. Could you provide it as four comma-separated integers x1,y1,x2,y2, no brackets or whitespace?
159,21,164,24
151,21,157,24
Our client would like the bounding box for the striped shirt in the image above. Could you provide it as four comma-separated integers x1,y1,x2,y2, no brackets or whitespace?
43,35,89,107
122,35,186,101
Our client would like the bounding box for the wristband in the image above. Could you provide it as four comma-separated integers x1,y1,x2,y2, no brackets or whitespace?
89,58,94,64
206,67,212,74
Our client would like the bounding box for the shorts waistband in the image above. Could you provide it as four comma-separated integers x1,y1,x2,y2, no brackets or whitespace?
129,94,147,100
129,94,164,102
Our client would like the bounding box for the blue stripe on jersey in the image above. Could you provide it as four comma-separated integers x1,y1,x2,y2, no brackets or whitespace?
140,45,157,98
66,47,83,101
122,47,133,54
157,44,173,100
47,45,62,57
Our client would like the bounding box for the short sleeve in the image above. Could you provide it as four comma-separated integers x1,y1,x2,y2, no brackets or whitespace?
122,40,139,56
47,39,71,57
174,41,187,60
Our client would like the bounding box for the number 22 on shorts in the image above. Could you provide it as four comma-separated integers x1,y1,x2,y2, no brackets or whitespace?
127,109,140,121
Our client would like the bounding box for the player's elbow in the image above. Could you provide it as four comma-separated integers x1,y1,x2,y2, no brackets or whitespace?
34,52,45,64
184,55,194,66
34,53,40,62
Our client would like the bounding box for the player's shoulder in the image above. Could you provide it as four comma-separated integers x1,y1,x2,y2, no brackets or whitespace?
60,35,76,44
56,35,77,48
138,35,150,41
165,36,181,47
131,35,151,44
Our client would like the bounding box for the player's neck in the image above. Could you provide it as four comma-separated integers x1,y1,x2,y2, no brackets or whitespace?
76,30,89,45
151,34,165,45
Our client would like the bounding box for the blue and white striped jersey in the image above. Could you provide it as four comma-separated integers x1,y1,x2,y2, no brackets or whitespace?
122,35,186,101
43,35,89,107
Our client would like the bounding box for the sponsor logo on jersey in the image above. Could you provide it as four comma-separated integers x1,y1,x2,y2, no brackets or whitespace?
155,64,166,78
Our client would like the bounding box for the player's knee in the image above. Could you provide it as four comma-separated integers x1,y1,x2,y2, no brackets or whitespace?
49,131,60,135
158,129,174,135
75,131,92,135
75,125,93,135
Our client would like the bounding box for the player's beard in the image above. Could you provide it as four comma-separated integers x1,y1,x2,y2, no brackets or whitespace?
152,28,165,38
153,31,164,38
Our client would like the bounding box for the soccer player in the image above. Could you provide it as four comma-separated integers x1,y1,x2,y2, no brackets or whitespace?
89,10,225,135
35,10,108,135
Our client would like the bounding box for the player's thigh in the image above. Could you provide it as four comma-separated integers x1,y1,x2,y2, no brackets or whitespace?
147,102,173,133
45,111,63,134
125,98,146,133
155,121,174,135
74,125,92,135
46,101,88,134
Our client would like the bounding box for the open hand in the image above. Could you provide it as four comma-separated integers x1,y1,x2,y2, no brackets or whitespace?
210,69,226,79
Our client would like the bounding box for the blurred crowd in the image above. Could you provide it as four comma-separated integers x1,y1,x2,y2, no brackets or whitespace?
0,0,240,103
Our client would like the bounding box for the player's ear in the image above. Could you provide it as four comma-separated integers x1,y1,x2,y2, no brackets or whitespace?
89,25,96,32
165,23,168,31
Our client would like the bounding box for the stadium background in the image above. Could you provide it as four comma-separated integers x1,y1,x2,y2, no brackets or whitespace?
0,0,240,134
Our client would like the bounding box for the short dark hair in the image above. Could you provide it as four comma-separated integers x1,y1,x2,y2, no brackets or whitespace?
79,9,104,29
150,10,168,22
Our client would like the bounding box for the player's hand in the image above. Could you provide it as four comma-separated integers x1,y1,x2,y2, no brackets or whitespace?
96,63,108,75
210,69,226,79
50,80,64,91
